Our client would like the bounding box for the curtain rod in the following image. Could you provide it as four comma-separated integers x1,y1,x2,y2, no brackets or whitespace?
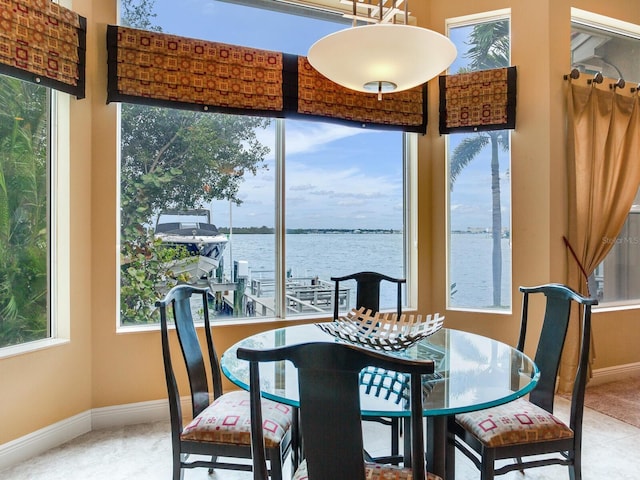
563,68,638,91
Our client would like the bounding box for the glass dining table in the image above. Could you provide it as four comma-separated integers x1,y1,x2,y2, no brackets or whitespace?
221,323,539,480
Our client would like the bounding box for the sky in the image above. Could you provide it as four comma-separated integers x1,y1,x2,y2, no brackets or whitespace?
141,0,509,231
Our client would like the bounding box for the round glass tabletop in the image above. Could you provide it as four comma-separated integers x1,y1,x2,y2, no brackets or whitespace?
221,324,539,417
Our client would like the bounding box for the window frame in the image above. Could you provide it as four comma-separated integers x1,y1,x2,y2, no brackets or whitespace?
0,83,71,357
117,115,416,328
444,9,513,314
115,0,416,328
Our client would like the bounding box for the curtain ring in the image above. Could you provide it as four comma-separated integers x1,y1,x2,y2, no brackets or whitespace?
563,68,580,80
588,72,604,85
610,78,625,90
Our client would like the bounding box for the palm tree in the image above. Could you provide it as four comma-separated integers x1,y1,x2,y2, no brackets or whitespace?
449,20,510,307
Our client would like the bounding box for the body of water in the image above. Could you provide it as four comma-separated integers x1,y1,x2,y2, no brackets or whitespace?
449,233,512,310
218,233,512,312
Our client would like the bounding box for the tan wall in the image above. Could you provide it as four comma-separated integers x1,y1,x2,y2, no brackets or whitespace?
2,0,640,447
0,0,96,444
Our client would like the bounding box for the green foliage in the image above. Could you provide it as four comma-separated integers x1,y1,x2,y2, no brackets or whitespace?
464,20,510,70
449,132,509,189
119,103,271,324
120,106,270,228
120,0,161,31
120,233,190,325
0,76,49,347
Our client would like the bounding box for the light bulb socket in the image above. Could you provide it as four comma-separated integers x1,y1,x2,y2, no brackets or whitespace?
363,81,397,93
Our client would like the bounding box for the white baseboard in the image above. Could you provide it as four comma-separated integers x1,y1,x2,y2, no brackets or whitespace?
91,398,170,430
0,411,92,471
0,398,190,471
590,361,640,386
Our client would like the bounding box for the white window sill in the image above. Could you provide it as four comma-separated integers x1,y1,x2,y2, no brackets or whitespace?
593,303,640,313
0,337,70,359
116,312,334,334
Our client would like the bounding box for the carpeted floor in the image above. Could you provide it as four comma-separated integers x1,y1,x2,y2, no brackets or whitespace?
2,395,640,479
583,376,640,428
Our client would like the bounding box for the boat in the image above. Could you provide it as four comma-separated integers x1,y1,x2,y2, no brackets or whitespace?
154,209,228,280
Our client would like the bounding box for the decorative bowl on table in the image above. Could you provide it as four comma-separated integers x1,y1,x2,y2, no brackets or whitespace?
316,307,445,352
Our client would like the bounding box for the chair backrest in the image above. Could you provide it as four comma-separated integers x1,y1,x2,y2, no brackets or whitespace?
331,271,405,320
238,342,434,480
157,285,223,423
517,284,597,417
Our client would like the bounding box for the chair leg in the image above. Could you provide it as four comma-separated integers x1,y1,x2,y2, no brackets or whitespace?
391,417,400,461
207,454,218,473
172,462,183,480
480,448,495,480
569,456,582,480
268,449,283,480
173,451,183,480
291,408,301,470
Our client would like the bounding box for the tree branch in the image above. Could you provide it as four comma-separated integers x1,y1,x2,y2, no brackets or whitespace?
149,129,181,174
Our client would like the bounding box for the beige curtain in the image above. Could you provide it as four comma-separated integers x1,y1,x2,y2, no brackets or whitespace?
561,80,640,393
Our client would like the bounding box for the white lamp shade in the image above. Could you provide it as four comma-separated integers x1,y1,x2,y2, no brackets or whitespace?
307,23,457,94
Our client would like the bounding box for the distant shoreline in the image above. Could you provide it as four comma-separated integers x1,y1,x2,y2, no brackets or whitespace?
218,228,401,234
217,228,503,235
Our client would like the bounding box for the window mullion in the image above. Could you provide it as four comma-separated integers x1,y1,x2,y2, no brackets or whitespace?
275,118,286,318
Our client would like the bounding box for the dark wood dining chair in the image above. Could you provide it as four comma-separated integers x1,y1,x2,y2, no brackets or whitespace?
452,283,598,480
331,271,405,321
332,271,406,463
238,341,442,480
157,284,292,480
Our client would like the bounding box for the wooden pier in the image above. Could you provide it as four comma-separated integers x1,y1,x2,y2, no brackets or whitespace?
216,276,351,317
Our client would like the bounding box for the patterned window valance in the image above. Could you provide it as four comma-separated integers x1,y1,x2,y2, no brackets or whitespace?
107,25,426,133
297,57,426,133
0,0,86,98
107,25,284,116
439,66,516,134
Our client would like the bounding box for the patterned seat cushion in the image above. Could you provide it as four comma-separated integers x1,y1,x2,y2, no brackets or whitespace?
455,397,573,448
292,459,442,480
180,390,292,448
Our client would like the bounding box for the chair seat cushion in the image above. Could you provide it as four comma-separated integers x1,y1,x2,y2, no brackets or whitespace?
455,397,573,447
180,390,292,448
292,459,442,480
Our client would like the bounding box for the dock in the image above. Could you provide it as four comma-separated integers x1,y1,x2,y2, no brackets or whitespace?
212,275,351,317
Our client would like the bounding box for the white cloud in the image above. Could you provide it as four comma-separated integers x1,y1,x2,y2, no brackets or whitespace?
193,0,217,16
286,123,366,156
336,198,368,207
254,122,370,160
214,122,401,229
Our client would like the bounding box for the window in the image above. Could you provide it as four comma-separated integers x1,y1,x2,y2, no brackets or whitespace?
446,13,512,312
118,0,410,325
0,75,53,348
282,119,405,317
571,10,640,306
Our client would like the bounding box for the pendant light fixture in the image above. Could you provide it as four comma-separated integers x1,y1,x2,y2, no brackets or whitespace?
307,0,457,99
